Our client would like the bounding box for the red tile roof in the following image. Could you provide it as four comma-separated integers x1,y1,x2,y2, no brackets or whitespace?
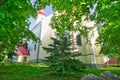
38,9,46,16
17,45,29,55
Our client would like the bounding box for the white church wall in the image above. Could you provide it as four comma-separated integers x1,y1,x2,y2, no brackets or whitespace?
38,15,55,60
28,22,42,62
28,14,55,61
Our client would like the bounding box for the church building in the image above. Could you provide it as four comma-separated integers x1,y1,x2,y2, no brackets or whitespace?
18,8,104,67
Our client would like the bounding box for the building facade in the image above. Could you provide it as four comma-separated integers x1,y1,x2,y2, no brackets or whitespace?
26,9,104,67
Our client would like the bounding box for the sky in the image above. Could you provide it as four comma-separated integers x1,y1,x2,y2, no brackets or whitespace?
44,6,53,16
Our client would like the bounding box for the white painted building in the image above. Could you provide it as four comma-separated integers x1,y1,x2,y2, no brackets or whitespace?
26,9,104,67
28,9,55,62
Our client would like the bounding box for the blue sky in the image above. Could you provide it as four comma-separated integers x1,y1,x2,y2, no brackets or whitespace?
44,6,53,16
30,0,53,16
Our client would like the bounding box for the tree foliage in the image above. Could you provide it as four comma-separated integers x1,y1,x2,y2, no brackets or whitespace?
95,1,120,58
0,0,37,61
1,0,119,61
39,0,120,59
93,0,120,60
39,0,94,36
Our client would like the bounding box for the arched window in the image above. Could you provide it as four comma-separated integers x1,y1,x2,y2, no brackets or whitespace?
76,34,82,46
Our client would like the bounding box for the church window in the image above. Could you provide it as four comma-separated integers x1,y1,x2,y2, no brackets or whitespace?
76,34,82,46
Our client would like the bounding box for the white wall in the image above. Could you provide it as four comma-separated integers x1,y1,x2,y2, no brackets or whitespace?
28,14,55,61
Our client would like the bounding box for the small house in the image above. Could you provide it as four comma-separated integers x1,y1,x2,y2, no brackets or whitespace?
17,44,29,62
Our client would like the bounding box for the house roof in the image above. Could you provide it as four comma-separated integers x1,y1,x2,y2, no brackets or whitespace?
105,57,118,64
17,45,29,55
38,9,46,16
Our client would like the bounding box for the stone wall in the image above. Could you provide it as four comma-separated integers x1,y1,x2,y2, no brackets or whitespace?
80,71,120,80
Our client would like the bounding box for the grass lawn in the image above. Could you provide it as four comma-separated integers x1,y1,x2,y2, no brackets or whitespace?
0,62,120,80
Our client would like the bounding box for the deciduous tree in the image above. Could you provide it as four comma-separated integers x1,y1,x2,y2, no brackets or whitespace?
0,0,37,61
39,0,120,62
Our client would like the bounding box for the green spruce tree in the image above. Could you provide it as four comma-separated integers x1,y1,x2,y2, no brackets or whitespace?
43,31,85,74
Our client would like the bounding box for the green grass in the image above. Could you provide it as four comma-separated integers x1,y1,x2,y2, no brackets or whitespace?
0,62,81,80
0,62,120,80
